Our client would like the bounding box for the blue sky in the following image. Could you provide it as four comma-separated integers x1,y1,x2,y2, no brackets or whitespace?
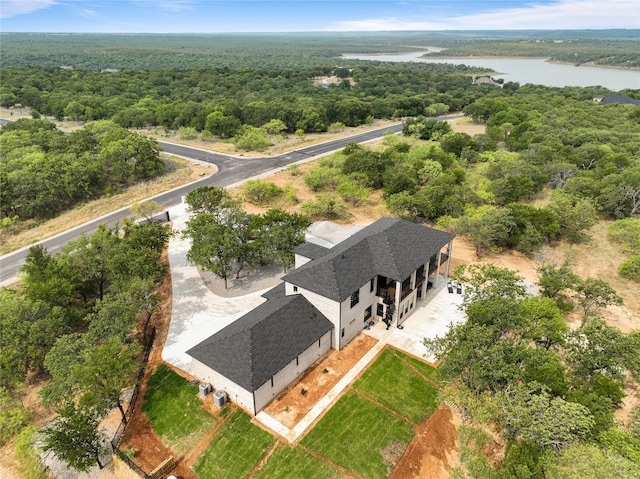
1,1,638,33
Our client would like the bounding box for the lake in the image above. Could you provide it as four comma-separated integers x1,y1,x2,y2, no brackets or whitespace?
342,52,640,91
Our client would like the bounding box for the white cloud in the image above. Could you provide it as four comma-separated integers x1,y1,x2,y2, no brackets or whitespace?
80,8,99,18
331,1,640,31
155,0,197,13
0,0,57,19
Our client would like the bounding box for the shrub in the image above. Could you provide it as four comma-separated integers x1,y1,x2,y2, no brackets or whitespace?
303,165,343,192
242,180,283,206
336,180,370,207
286,164,301,176
283,183,298,204
0,388,33,445
608,219,640,254
15,425,48,479
233,126,271,151
301,193,349,220
199,130,215,142
328,122,345,133
178,126,198,140
619,255,640,283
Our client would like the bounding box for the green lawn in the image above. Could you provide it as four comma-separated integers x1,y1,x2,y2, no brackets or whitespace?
353,348,440,424
253,444,345,479
168,346,442,479
193,410,277,479
300,391,414,479
390,348,441,383
142,364,217,453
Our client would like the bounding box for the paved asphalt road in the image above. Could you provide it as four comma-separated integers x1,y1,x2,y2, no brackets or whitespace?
0,122,406,283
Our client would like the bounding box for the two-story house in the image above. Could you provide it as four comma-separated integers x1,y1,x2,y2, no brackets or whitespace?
187,217,454,415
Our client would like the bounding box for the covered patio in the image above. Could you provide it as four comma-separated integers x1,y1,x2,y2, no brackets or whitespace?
364,277,467,362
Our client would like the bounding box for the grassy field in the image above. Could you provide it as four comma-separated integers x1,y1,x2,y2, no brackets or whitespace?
253,444,346,479
299,391,414,479
141,364,217,454
193,410,276,479
390,349,441,382
140,348,441,479
353,348,440,424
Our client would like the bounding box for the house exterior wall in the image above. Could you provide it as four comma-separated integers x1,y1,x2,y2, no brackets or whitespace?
285,283,341,347
191,358,256,415
338,277,377,349
253,329,332,413
294,253,312,269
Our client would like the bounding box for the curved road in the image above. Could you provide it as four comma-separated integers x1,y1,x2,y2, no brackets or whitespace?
0,122,405,283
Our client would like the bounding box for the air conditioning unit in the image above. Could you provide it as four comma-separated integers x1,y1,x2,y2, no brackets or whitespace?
214,390,228,408
199,382,211,398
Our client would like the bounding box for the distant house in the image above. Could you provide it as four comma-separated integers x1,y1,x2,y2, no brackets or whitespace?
187,217,455,415
593,94,640,106
472,75,503,87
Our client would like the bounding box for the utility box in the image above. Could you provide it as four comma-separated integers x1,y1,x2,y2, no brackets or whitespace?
214,390,228,408
199,382,211,398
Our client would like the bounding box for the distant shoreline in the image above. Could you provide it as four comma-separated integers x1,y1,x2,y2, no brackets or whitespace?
420,54,640,72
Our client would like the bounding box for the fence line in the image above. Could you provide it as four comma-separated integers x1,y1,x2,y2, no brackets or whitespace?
109,326,157,478
115,450,151,479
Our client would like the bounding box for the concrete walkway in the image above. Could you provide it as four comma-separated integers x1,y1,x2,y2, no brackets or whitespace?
162,202,271,374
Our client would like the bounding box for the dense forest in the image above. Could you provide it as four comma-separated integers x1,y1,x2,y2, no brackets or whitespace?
0,63,487,132
1,31,638,69
0,119,164,221
1,220,170,470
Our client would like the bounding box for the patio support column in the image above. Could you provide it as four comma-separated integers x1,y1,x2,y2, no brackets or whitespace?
435,249,443,287
421,260,428,298
444,239,453,280
394,280,401,325
425,259,431,288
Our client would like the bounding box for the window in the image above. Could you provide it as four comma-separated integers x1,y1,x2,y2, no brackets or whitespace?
370,278,375,292
318,338,321,347
271,377,274,387
364,305,372,321
341,328,345,338
293,285,298,292
376,304,384,317
350,290,359,308
296,356,299,366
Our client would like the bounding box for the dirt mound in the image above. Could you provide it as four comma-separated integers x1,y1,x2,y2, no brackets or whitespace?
389,406,461,479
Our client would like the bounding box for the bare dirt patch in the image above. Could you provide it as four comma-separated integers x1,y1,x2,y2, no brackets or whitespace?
448,116,486,136
389,406,461,479
538,220,639,333
263,334,379,429
234,160,388,226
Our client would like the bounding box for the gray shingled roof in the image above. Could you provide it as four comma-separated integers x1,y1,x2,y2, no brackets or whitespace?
600,94,640,106
186,284,333,392
282,218,455,302
294,241,331,260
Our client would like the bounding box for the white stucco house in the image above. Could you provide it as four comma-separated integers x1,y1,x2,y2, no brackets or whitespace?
187,217,454,415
